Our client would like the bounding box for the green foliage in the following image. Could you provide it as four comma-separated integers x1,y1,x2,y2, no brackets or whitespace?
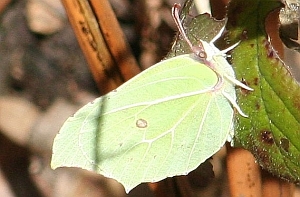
228,0,300,183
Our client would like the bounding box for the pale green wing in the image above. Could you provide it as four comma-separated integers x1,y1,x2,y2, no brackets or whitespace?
51,54,235,192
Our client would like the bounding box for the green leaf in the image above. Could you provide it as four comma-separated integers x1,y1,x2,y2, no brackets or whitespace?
228,0,300,183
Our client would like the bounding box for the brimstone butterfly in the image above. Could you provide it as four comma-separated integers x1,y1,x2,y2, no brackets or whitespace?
51,3,253,193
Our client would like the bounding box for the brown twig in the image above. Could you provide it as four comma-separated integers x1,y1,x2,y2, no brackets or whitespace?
226,147,262,197
261,170,295,197
88,0,140,81
149,176,194,197
60,0,140,93
0,0,11,14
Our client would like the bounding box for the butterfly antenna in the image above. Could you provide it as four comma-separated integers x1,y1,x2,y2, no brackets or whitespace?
172,4,193,49
172,3,223,91
172,4,207,59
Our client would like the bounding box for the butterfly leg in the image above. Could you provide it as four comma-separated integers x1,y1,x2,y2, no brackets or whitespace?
221,90,248,117
224,74,253,91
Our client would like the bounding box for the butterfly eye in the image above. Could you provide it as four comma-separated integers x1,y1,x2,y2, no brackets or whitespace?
192,46,207,59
